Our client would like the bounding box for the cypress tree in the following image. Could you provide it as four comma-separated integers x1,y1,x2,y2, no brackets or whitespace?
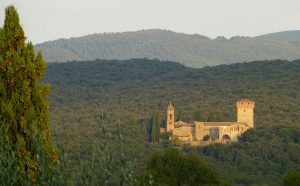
151,112,160,143
150,115,156,143
0,6,58,181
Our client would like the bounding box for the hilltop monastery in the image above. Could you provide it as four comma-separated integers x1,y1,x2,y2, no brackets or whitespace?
164,99,255,145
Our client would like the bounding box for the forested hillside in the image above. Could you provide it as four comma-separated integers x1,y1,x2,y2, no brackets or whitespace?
43,59,300,185
35,29,300,67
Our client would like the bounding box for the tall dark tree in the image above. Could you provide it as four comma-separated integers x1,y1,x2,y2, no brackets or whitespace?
0,6,58,180
151,111,160,143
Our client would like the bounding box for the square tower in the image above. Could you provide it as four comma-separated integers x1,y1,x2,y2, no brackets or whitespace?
236,99,255,128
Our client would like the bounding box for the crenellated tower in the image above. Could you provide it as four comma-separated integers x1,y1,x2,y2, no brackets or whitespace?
236,99,255,128
167,102,175,132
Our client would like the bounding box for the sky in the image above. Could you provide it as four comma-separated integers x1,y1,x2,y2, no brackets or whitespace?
0,0,300,44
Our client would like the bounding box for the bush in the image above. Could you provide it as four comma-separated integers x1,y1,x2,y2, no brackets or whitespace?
137,148,220,186
283,170,300,186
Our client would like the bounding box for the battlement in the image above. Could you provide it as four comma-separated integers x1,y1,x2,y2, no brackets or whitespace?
236,99,255,108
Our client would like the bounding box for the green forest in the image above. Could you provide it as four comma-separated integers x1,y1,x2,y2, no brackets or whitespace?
41,58,300,185
35,29,300,67
1,5,300,186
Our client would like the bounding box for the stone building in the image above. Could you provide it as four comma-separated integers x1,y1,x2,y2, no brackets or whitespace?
165,99,255,145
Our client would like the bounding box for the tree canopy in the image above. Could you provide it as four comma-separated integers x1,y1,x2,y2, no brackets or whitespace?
137,148,220,186
0,6,58,182
43,58,300,185
283,170,300,186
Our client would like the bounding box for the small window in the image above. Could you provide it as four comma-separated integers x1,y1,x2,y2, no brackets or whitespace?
170,114,172,120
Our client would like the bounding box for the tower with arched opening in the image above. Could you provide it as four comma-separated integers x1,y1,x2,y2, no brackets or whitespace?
166,102,174,132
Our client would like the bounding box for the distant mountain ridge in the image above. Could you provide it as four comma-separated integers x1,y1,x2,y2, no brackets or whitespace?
35,29,300,67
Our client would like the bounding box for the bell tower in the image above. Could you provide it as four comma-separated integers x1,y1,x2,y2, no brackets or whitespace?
167,102,175,132
236,99,255,128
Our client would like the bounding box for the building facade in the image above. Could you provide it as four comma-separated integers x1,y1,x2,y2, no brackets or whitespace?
165,99,255,145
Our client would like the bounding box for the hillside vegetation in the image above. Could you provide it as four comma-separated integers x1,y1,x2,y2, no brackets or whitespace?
35,29,300,67
43,59,300,185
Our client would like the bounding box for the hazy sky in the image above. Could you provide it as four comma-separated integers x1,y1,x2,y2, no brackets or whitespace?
1,0,300,44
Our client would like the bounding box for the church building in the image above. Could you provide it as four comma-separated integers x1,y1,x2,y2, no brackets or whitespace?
165,99,255,145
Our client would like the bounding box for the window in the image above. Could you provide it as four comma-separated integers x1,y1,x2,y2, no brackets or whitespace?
170,114,172,120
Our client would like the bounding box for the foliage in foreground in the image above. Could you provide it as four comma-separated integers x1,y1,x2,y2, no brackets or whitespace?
136,148,222,186
0,6,59,183
79,123,136,186
283,170,300,186
0,128,72,185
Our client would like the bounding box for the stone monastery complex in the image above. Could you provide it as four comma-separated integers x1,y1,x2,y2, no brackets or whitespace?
164,99,255,145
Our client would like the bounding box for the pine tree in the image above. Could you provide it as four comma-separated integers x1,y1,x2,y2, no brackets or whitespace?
0,6,58,181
